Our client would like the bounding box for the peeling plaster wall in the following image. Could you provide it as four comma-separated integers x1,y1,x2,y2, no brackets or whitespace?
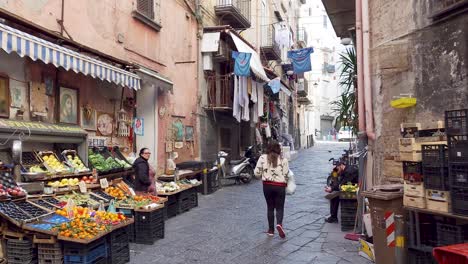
370,0,468,183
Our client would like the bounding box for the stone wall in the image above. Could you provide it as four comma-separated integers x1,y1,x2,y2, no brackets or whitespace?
369,0,467,183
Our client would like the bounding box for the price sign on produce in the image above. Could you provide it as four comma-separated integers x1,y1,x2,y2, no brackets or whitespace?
100,178,109,189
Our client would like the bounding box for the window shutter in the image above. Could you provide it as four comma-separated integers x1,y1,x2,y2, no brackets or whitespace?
137,0,155,20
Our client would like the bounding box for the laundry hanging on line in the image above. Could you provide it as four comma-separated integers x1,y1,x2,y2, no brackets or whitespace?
232,51,252,76
287,47,314,73
268,78,281,94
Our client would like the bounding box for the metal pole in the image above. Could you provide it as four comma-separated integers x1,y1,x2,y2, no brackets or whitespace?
395,214,406,264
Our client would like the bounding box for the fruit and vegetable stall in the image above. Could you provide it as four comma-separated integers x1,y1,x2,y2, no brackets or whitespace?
0,161,202,264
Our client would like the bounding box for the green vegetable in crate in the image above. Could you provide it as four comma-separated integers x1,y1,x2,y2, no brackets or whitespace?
88,153,110,172
115,158,131,169
105,157,123,169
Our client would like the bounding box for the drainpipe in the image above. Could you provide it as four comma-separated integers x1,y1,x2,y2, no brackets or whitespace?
355,0,365,133
362,0,376,140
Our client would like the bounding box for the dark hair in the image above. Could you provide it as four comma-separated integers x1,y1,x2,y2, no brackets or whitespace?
139,148,149,157
266,141,281,168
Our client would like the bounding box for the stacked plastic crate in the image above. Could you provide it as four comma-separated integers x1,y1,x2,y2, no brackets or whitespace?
422,144,450,212
446,109,468,216
134,207,165,245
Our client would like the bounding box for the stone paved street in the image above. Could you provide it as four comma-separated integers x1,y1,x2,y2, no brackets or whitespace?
129,142,372,264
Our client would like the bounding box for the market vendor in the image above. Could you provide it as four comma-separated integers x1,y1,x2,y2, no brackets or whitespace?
133,148,155,193
324,161,358,223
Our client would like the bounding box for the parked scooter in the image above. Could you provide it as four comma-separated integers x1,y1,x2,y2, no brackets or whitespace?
216,146,260,184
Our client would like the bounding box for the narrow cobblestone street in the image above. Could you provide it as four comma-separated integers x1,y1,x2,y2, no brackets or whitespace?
129,142,372,264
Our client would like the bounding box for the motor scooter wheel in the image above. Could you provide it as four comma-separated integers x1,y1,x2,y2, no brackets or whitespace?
239,166,253,184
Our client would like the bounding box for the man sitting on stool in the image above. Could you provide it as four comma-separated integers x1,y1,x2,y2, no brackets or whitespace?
324,161,359,223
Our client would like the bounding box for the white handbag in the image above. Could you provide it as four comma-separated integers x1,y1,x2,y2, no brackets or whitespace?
286,170,296,195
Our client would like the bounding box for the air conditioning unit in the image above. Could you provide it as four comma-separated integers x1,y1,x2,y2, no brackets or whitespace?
213,40,230,62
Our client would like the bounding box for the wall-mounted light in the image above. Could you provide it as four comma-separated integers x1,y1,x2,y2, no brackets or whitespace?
340,38,352,45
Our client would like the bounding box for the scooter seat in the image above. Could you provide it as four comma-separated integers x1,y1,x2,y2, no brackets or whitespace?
230,159,244,165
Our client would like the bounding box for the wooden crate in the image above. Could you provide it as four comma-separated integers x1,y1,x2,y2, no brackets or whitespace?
404,195,426,209
426,189,450,202
399,138,422,152
404,181,425,197
426,198,450,213
399,151,422,162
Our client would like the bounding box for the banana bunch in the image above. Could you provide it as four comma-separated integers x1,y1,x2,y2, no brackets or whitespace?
341,183,359,193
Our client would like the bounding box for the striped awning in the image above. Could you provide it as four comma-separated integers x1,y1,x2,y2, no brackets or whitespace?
0,23,140,90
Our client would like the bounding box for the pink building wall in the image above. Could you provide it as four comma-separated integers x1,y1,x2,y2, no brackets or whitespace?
0,0,200,171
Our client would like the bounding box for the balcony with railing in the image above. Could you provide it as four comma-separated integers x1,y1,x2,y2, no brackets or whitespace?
322,63,336,73
260,25,281,61
297,28,307,48
215,0,251,29
297,78,310,104
205,74,233,111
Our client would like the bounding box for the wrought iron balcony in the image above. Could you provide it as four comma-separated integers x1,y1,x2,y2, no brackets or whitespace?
297,28,307,48
260,25,281,61
297,78,309,97
322,63,336,73
205,74,233,111
215,0,251,29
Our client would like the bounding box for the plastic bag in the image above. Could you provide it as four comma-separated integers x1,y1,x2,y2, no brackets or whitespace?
286,170,296,195
107,199,116,213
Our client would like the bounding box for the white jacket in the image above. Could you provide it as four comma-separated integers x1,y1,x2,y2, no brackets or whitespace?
254,154,289,183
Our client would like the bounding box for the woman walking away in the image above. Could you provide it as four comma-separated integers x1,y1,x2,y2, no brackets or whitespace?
133,148,153,193
254,141,289,238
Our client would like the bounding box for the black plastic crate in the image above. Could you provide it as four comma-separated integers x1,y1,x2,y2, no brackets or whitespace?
407,211,438,249
107,227,129,253
450,163,468,188
63,238,107,264
108,245,130,264
448,135,468,163
166,203,178,219
436,222,466,246
134,222,164,245
403,162,423,182
134,209,164,227
445,109,468,136
423,166,449,190
125,223,135,243
38,243,62,264
422,144,448,167
452,188,468,216
408,249,438,264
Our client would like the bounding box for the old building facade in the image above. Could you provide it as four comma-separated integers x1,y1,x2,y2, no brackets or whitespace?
323,0,468,184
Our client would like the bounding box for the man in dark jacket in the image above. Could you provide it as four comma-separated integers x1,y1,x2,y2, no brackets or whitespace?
133,148,152,192
324,162,359,223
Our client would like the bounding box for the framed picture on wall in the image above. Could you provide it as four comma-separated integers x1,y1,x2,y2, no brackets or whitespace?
133,117,144,136
97,112,114,136
81,107,97,131
43,73,55,96
59,87,78,124
0,76,10,118
185,126,194,141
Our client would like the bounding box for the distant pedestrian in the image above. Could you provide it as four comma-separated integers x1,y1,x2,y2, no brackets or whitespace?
133,148,153,193
254,141,289,238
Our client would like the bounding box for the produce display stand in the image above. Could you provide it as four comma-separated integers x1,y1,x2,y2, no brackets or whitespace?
158,184,200,219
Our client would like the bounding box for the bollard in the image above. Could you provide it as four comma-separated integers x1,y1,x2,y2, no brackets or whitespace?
395,214,406,264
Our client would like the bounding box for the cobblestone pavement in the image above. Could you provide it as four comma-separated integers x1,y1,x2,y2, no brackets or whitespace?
129,142,372,264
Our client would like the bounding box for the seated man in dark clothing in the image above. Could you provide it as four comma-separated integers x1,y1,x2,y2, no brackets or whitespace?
324,162,359,223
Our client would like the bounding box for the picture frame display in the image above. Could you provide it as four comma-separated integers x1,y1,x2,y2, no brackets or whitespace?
59,87,78,124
